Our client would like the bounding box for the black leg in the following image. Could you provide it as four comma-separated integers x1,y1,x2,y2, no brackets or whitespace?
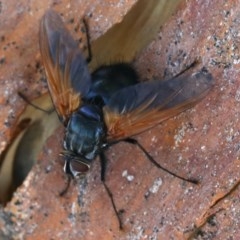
99,152,107,182
172,58,200,78
59,174,72,196
18,92,54,114
82,18,92,63
99,152,123,230
124,138,199,184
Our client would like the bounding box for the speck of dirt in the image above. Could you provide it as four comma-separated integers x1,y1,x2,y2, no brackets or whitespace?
0,57,5,65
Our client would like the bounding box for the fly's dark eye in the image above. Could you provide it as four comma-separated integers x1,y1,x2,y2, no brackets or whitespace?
69,159,89,177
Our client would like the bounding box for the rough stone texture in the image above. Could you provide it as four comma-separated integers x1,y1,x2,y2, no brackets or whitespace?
1,0,240,239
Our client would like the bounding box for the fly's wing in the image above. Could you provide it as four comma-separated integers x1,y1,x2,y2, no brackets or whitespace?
104,68,214,141
39,10,91,124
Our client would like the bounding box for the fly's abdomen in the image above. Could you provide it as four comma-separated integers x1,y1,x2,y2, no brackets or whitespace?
87,63,139,105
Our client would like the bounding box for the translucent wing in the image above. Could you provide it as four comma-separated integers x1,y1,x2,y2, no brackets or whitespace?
39,10,91,124
104,68,214,141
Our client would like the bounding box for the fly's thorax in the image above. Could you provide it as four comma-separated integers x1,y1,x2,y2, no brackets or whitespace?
63,105,106,162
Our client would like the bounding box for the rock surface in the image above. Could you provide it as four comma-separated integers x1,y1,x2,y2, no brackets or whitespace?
1,0,240,239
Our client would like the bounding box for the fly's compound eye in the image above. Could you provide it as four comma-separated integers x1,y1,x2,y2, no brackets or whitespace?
61,151,90,178
69,159,90,178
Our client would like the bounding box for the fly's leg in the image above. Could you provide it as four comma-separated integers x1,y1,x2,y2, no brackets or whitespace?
99,152,123,230
124,138,199,184
82,18,92,63
18,92,54,114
